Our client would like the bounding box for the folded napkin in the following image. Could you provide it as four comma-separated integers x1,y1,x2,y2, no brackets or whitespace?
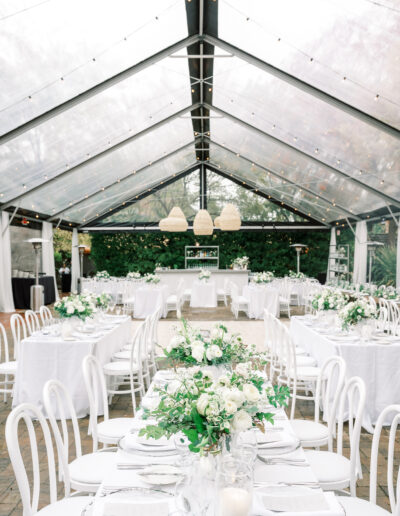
103,499,169,516
122,433,175,453
241,429,297,450
254,463,316,485
252,490,343,516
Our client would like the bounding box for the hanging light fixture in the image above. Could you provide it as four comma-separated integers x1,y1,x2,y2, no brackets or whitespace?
159,206,188,232
214,216,221,228
193,209,213,235
219,204,241,231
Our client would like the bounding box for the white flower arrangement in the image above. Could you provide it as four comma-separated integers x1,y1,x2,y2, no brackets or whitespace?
95,270,110,280
198,269,211,281
373,285,398,300
144,273,161,284
252,271,274,284
127,271,141,280
288,270,306,279
338,298,377,329
311,288,348,311
232,256,249,269
54,293,96,320
95,292,112,309
140,368,290,454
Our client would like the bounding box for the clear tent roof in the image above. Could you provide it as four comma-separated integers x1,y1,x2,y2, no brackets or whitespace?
0,0,399,229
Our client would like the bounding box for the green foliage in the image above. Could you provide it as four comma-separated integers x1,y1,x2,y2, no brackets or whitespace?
90,230,330,278
372,246,396,286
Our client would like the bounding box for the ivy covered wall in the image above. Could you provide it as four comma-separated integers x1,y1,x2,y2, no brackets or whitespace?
90,230,330,279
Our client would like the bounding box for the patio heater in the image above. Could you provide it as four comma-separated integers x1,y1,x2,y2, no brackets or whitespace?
366,241,384,284
78,245,86,294
25,238,48,311
290,243,307,273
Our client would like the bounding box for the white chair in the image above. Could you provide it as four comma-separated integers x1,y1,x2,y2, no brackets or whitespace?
25,309,40,335
290,356,346,449
43,379,117,493
337,404,400,515
6,402,91,515
305,376,366,496
388,300,400,335
82,354,136,452
10,313,27,360
165,278,184,318
217,278,229,306
278,280,292,317
0,322,17,402
230,283,249,319
39,305,53,326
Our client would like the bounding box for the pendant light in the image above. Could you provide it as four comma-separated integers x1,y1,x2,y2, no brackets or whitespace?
159,206,188,232
219,204,241,231
193,209,213,235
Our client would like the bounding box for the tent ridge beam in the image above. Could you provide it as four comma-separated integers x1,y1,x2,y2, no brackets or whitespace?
0,35,200,146
203,35,400,141
205,103,400,209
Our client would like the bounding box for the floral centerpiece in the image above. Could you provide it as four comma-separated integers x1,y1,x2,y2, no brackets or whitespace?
95,270,110,280
232,256,249,270
373,285,398,300
95,292,111,310
252,271,274,284
288,270,306,279
140,367,290,454
54,293,96,321
144,273,161,284
311,289,348,312
164,320,267,368
338,298,377,330
198,269,211,282
127,271,141,280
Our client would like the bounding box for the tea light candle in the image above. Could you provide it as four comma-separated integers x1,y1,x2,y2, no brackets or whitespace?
218,487,252,516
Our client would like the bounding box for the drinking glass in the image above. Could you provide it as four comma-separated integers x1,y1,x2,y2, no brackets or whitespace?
216,458,253,516
174,433,193,467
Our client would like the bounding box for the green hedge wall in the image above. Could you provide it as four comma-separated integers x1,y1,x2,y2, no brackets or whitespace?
90,230,330,278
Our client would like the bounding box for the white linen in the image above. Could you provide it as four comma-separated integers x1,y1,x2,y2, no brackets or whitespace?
0,211,15,312
134,285,168,319
71,228,80,293
42,221,59,301
290,316,400,432
13,317,132,418
82,278,141,303
353,221,368,284
243,285,279,319
190,280,217,308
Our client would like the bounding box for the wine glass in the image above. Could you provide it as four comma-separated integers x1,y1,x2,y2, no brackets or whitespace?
173,433,193,467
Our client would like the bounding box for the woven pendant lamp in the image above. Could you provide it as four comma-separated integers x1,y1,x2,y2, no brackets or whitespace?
193,209,213,235
219,204,241,231
159,206,188,232
168,207,186,220
214,216,221,228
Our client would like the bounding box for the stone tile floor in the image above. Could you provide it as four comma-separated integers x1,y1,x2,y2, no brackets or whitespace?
0,303,397,514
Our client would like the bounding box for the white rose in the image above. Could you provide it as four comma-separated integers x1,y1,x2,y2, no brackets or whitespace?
225,399,238,415
232,409,252,432
206,344,222,361
77,305,85,313
167,380,180,395
243,383,261,403
66,306,74,314
196,393,209,415
218,375,230,386
224,387,245,407
211,328,221,339
191,343,205,362
235,363,249,377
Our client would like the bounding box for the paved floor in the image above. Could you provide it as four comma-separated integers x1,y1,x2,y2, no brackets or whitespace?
0,302,397,514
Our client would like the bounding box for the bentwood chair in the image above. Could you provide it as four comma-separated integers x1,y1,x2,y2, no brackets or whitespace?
25,309,40,335
10,313,27,360
39,305,53,326
0,322,17,402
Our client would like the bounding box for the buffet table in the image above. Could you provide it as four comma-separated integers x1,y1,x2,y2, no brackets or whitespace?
13,315,132,418
12,275,56,309
290,315,400,432
158,269,249,293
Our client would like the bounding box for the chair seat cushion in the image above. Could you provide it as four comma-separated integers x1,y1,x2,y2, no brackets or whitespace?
166,294,177,303
113,350,130,360
290,419,329,443
305,450,350,484
98,417,136,440
38,496,93,515
69,451,117,485
336,496,390,516
0,361,17,373
184,289,191,295
295,366,321,379
296,355,317,367
124,297,135,304
234,296,249,304
217,289,225,295
103,360,138,375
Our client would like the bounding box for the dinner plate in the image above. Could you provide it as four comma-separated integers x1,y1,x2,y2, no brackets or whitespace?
118,436,178,457
139,465,183,486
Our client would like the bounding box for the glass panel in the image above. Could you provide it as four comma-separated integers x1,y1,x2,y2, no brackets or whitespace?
0,0,187,132
101,171,200,224
219,0,400,128
18,117,195,215
209,110,387,218
206,169,308,222
0,55,192,202
63,146,197,223
211,56,400,208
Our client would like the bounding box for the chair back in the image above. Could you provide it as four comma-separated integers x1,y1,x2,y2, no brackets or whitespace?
39,305,53,326
369,404,400,514
376,305,388,332
389,301,400,335
10,313,27,360
129,322,145,411
25,310,40,335
0,322,10,365
5,403,70,516
230,282,239,301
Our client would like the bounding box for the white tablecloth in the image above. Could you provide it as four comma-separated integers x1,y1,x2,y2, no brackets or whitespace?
13,316,132,418
243,285,280,319
82,278,142,303
134,285,168,319
190,280,217,308
290,316,400,432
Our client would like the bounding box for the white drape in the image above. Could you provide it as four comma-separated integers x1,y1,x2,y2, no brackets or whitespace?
42,222,59,301
71,228,80,294
353,221,368,284
327,227,337,280
396,220,400,289
0,211,15,312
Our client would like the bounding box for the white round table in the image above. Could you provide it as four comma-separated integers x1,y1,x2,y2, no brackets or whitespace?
243,284,280,319
190,280,217,308
134,285,168,319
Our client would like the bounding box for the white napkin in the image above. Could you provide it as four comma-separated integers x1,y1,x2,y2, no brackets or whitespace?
251,491,344,516
123,433,175,452
254,463,316,485
241,429,297,450
103,499,169,516
256,486,329,513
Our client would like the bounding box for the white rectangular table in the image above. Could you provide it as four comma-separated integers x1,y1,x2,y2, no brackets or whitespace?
134,285,168,319
190,280,217,308
243,285,280,319
290,316,400,432
13,316,132,418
